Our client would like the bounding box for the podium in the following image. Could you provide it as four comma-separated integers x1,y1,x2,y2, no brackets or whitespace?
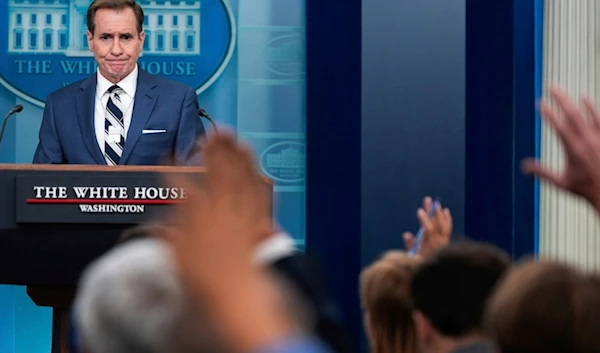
0,164,273,353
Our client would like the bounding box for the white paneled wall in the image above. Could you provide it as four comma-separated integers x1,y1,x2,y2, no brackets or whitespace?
540,0,600,270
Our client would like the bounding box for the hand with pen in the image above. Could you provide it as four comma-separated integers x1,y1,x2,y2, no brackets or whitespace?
402,196,452,259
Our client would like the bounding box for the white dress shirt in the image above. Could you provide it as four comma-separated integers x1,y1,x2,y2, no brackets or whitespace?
94,66,138,155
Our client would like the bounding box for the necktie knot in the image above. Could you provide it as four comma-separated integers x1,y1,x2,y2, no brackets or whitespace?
108,85,122,94
108,85,123,106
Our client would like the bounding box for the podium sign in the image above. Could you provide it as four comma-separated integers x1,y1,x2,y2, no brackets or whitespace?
0,164,272,287
16,174,189,224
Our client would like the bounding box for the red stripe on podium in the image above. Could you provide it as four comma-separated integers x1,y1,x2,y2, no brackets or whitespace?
25,199,183,205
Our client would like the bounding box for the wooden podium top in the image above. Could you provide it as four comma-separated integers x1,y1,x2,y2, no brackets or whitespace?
0,164,207,173
0,164,273,184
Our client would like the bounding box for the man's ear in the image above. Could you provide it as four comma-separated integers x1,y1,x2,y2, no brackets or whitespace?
413,310,433,346
87,30,94,52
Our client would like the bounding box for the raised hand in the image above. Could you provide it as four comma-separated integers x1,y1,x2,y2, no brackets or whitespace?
522,86,600,211
162,130,290,353
403,196,452,258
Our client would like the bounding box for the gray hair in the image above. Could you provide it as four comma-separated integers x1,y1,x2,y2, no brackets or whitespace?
73,238,218,353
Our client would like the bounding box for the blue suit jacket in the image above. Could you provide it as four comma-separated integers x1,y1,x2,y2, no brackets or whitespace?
33,69,205,165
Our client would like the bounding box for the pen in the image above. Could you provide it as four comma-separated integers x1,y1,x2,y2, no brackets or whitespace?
409,198,440,256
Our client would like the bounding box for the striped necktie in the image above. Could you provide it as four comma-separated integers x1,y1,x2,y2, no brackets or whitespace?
104,85,126,166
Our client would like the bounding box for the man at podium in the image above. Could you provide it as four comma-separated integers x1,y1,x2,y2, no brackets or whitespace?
33,0,205,166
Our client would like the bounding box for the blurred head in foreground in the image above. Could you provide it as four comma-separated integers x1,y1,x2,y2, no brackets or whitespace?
486,259,600,353
410,241,511,353
360,250,421,353
73,238,220,353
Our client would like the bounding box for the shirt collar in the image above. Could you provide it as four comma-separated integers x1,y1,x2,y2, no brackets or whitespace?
253,231,298,265
96,65,138,98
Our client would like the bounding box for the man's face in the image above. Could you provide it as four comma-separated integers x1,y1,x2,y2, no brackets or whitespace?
87,7,144,84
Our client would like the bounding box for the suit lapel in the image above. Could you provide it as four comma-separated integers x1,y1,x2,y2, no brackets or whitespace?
76,75,106,165
120,70,158,165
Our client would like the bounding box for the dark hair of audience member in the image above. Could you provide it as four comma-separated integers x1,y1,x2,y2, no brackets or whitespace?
360,250,420,353
485,259,600,353
410,241,511,337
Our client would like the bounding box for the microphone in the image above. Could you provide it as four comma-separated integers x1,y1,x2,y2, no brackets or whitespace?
0,104,24,147
197,107,218,133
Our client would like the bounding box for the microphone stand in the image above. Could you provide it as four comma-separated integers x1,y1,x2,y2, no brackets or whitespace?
0,105,24,147
198,108,218,133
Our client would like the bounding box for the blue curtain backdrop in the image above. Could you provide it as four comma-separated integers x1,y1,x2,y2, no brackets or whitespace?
0,0,306,351
464,0,542,259
305,0,542,349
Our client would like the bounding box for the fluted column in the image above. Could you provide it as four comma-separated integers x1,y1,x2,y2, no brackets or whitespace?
539,0,600,270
